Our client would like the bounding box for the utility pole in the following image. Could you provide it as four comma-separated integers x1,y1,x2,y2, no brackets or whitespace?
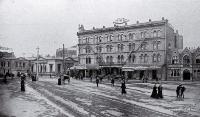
63,44,65,74
36,46,39,81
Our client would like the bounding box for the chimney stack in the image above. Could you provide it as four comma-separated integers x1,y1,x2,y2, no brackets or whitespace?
136,21,139,24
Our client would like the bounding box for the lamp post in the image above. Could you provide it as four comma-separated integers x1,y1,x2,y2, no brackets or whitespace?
36,46,39,81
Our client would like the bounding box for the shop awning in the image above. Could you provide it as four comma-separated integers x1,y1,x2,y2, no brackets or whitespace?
70,65,86,70
70,64,100,70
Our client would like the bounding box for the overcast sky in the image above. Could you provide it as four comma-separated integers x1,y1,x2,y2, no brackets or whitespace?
0,0,200,57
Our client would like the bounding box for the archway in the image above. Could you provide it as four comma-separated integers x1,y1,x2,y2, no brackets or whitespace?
183,69,190,80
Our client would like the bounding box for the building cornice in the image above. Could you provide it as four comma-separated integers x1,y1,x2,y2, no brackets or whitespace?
77,20,168,36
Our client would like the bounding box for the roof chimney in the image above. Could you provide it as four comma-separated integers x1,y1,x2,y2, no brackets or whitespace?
103,26,105,28
93,27,95,30
162,17,165,20
176,30,178,34
136,21,139,24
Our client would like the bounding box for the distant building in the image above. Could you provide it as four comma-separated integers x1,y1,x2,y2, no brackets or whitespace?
0,50,16,75
56,45,77,58
77,18,183,80
30,56,78,76
0,57,30,76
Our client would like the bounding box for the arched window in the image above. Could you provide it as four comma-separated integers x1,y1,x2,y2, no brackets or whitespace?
183,55,190,65
132,33,136,39
157,30,161,37
106,45,109,52
196,55,200,64
121,55,124,63
129,43,132,51
132,43,135,50
153,54,157,62
140,54,144,63
121,44,124,51
153,42,157,50
132,54,135,63
153,30,157,37
118,55,120,63
106,56,110,63
157,54,161,62
144,54,148,63
118,44,121,51
141,32,144,38
86,57,91,64
129,33,133,40
128,55,131,63
96,56,101,64
172,56,178,64
110,56,113,63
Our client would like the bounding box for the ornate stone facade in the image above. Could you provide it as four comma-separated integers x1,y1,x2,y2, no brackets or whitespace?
168,47,200,81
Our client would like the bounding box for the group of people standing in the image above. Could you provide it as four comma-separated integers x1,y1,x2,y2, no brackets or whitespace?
151,84,163,99
176,84,186,99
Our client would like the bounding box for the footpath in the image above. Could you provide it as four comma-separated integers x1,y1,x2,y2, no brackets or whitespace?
0,78,64,117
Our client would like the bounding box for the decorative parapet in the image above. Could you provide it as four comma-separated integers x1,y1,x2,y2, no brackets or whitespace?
77,19,169,36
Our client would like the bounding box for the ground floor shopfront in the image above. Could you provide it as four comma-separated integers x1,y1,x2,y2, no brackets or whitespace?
168,65,200,81
71,64,167,81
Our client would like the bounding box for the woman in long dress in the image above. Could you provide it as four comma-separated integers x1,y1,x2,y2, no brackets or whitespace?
151,84,158,98
158,84,163,99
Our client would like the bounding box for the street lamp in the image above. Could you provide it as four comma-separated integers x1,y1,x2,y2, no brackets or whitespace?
36,46,39,81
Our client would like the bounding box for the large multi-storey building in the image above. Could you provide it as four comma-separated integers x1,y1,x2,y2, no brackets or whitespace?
77,18,183,80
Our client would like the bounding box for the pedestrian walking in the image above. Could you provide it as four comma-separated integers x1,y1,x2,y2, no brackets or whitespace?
176,84,181,98
96,76,99,87
111,78,115,87
58,76,61,85
121,80,126,95
21,74,26,91
3,74,7,84
151,84,158,98
180,85,186,98
158,84,163,99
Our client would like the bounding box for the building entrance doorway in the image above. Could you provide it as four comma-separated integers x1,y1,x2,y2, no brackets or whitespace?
183,69,190,80
152,70,157,80
140,71,144,80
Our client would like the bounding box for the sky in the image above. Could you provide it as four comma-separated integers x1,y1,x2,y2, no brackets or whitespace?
0,0,200,57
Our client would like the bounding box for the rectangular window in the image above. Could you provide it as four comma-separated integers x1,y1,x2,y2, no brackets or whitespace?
7,62,10,67
23,63,25,68
171,69,180,77
118,44,121,51
1,62,3,67
15,62,18,67
49,64,53,73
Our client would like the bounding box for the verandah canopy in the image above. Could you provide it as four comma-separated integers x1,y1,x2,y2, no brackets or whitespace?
70,64,99,70
122,65,161,71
